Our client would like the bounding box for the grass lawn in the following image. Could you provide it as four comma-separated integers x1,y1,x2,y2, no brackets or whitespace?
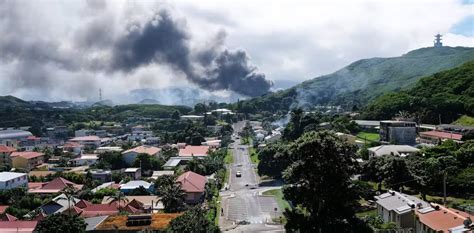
224,150,233,164
215,196,222,225
262,189,291,211
249,147,259,164
356,209,377,218
453,115,474,126
356,131,380,142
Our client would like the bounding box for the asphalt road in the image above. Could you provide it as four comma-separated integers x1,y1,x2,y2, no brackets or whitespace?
219,122,284,233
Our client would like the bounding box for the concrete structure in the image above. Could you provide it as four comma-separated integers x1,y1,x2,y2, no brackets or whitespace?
416,203,474,233
177,171,206,204
0,129,32,145
380,121,417,145
96,146,123,153
178,145,210,157
61,142,83,155
162,156,194,170
122,145,161,165
91,182,120,193
10,151,44,171
181,115,204,120
124,168,141,180
120,180,154,194
0,172,28,190
71,154,99,166
69,136,101,149
375,191,430,230
150,170,174,180
89,169,112,183
419,131,464,144
368,145,420,157
354,120,380,130
0,145,16,167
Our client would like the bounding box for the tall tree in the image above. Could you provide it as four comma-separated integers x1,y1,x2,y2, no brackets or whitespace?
158,182,186,213
36,213,86,233
106,191,129,212
282,131,361,232
166,206,219,233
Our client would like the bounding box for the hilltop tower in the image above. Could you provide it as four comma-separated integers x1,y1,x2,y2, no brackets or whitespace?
434,34,443,47
99,88,102,102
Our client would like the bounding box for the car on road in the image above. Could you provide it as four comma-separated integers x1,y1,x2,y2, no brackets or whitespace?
236,171,242,177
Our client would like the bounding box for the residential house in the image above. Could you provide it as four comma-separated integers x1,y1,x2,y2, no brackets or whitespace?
102,195,164,212
0,145,16,167
0,221,38,233
29,177,83,194
380,120,417,145
368,145,420,158
354,120,380,130
71,154,99,166
375,191,431,230
129,125,154,142
150,170,174,180
61,142,83,155
419,131,464,144
69,136,101,149
163,156,194,170
178,145,210,157
0,172,28,190
120,180,154,194
89,169,112,183
96,146,123,154
176,171,206,204
0,205,8,214
10,151,44,171
38,193,80,215
202,140,221,149
124,168,141,180
416,203,474,233
122,145,161,165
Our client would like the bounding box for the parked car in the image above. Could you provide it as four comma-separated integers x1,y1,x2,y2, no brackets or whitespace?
236,171,242,177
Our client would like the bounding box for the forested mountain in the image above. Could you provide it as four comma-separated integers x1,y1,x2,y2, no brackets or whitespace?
362,60,474,124
236,46,474,113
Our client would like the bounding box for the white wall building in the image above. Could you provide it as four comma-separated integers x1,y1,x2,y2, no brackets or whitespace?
0,172,28,190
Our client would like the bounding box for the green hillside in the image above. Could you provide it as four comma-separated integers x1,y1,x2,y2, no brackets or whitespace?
237,46,474,113
363,61,474,124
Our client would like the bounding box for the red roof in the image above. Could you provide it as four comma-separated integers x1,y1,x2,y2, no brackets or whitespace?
176,171,206,193
32,212,47,221
74,199,92,209
417,204,474,232
64,206,83,215
80,204,119,218
0,145,16,153
62,142,83,148
26,136,39,140
10,152,44,159
0,206,8,214
29,177,82,194
420,131,463,141
178,146,210,157
0,221,38,233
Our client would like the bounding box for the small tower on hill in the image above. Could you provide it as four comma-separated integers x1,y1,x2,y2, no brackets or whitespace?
434,34,443,47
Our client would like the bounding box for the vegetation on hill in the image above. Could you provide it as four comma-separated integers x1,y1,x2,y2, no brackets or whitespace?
235,46,474,113
453,115,474,126
362,61,474,124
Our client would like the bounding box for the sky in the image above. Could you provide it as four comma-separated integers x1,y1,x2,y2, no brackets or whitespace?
0,0,472,104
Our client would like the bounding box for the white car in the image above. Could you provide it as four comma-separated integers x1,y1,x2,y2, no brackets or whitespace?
236,171,242,177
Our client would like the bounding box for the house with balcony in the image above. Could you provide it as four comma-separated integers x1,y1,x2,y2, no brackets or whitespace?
0,145,16,167
10,151,44,171
0,172,28,190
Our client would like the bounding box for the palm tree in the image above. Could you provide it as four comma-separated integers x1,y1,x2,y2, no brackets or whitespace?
158,183,185,213
59,184,77,216
107,191,129,212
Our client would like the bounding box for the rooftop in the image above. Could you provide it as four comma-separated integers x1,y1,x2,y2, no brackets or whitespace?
70,136,101,141
121,180,152,190
0,172,26,182
0,221,38,233
420,130,463,141
368,145,420,157
123,145,161,155
417,204,474,232
0,145,16,153
178,145,210,157
10,151,44,159
96,213,179,231
0,130,33,140
125,168,140,172
177,171,206,193
376,191,430,214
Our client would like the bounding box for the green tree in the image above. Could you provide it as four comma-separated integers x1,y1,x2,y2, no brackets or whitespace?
59,185,78,216
158,182,185,213
36,213,86,233
106,191,129,212
282,131,360,232
257,143,291,179
167,206,219,233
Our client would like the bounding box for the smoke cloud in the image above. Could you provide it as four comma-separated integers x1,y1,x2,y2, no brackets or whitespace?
111,10,272,96
0,1,271,102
